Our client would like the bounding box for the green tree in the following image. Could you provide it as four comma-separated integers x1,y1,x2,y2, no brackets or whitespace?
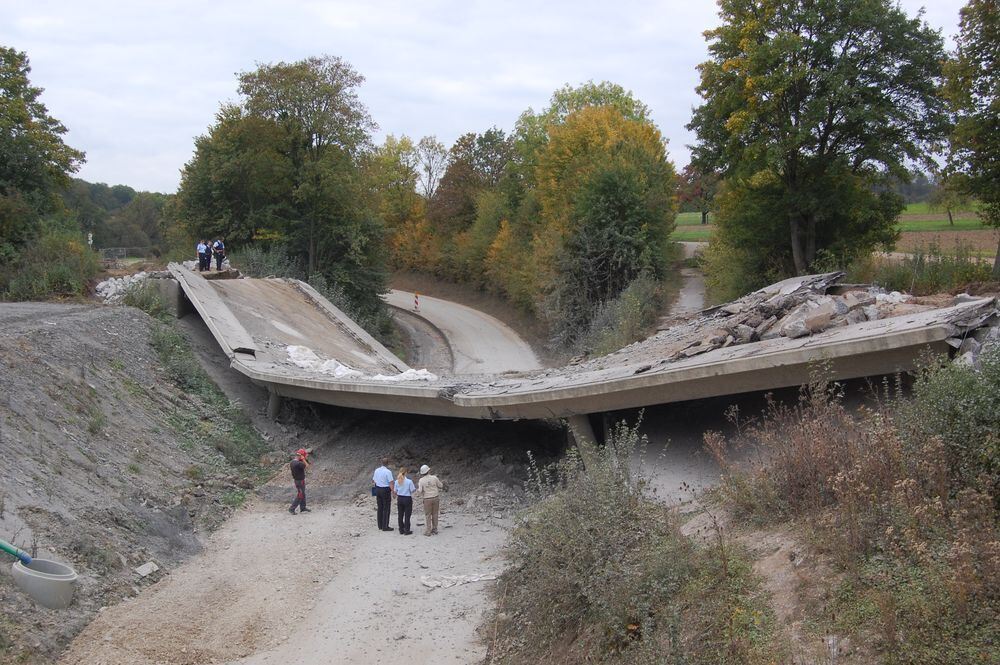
176,55,388,321
536,106,677,342
237,55,378,278
0,47,85,264
176,106,295,246
928,174,973,226
943,0,1000,276
415,136,447,198
689,0,949,280
677,163,720,224
365,134,422,232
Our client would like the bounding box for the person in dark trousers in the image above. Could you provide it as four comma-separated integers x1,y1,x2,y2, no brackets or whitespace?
288,448,311,514
212,238,225,271
372,457,394,531
393,467,416,535
196,240,209,272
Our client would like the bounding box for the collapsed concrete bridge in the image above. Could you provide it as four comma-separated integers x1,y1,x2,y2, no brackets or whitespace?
163,264,998,429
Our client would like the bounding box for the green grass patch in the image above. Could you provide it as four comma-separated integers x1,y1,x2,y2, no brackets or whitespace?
676,211,712,226
896,217,987,232
150,322,270,471
221,489,248,508
670,227,714,242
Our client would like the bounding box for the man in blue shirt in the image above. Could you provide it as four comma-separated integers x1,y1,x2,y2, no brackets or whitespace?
372,457,394,531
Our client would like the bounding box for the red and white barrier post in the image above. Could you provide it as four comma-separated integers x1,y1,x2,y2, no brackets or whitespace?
414,292,420,312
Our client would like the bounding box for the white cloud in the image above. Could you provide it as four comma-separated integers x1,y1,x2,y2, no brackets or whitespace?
0,0,967,192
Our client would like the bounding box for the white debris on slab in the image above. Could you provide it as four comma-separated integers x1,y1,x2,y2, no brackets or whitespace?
287,345,363,378
372,368,439,382
285,345,438,382
96,272,148,304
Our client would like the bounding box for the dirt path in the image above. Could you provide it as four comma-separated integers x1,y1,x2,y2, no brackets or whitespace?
61,486,508,665
383,290,542,375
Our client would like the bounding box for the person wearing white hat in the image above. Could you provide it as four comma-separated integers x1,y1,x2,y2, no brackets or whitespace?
417,464,444,536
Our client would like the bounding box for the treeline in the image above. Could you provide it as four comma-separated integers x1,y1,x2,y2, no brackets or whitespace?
4,0,997,331
171,68,678,346
61,179,171,254
372,83,677,346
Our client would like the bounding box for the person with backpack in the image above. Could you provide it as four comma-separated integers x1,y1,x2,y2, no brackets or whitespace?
288,448,311,514
212,238,226,271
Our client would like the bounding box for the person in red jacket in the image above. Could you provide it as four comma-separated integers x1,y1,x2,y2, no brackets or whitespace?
288,448,311,514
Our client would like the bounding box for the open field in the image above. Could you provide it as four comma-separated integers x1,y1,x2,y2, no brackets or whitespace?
896,229,999,256
670,203,992,247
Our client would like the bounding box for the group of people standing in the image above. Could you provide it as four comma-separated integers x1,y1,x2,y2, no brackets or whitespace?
196,238,226,272
287,452,445,537
373,457,444,536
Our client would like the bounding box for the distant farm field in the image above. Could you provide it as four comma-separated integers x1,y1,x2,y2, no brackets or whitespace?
670,204,992,252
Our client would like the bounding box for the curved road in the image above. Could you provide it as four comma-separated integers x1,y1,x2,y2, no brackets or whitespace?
384,289,542,375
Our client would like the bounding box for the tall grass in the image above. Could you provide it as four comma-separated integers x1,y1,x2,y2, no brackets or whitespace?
150,322,269,469
848,242,993,294
704,357,1000,662
575,274,662,357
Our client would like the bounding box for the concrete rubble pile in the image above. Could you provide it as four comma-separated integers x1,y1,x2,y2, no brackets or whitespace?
546,272,999,380
96,271,172,304
96,272,148,304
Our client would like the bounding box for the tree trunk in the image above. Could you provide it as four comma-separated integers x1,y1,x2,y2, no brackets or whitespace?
992,235,1000,280
805,217,817,268
947,208,954,226
701,210,709,225
790,217,808,275
308,221,316,276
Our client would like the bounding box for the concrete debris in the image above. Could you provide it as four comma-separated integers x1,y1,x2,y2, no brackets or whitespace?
134,561,159,577
96,272,148,304
419,572,499,589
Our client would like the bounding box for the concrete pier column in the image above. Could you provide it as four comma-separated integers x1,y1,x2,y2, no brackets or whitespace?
566,414,599,469
267,389,282,420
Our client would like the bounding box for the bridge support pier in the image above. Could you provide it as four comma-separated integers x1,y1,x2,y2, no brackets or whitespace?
267,389,282,420
566,415,600,469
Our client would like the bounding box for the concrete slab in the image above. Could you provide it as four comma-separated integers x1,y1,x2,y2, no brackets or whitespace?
170,265,999,421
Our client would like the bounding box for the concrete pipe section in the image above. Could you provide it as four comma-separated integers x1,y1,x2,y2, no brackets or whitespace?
12,558,78,609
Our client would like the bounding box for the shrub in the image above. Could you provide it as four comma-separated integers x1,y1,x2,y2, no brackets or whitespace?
705,360,1000,661
122,280,168,319
2,231,101,300
900,348,1000,501
230,244,303,280
575,273,662,356
489,419,778,664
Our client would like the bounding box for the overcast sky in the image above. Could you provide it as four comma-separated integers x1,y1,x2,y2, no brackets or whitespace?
2,0,967,193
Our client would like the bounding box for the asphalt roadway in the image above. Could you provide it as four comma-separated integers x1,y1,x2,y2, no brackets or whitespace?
383,289,542,375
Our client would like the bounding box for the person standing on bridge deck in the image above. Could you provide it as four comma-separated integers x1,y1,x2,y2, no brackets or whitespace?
417,464,444,536
393,467,416,535
212,237,226,271
288,448,311,514
373,457,394,531
196,239,209,272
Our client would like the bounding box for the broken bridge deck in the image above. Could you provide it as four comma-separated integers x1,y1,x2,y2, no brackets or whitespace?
167,264,998,421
